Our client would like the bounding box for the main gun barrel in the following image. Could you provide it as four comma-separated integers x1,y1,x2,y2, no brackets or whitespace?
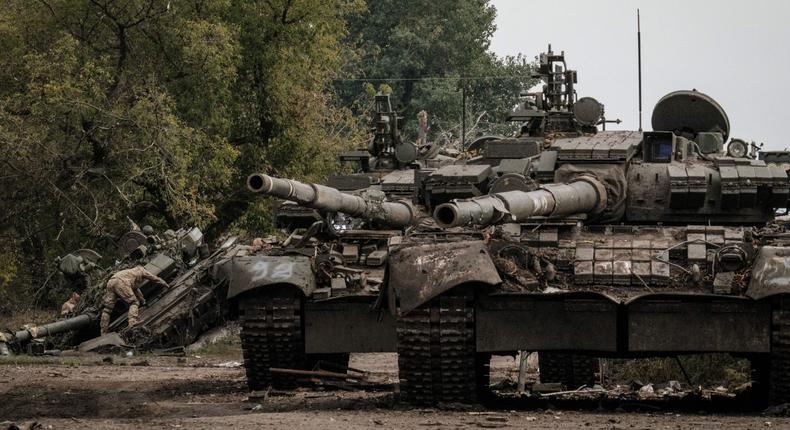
247,173,417,228
434,176,607,228
11,313,96,343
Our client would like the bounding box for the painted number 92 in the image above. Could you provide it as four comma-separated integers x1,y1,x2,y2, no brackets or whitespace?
250,260,295,283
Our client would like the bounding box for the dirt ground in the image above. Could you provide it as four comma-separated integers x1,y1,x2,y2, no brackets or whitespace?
1,352,788,430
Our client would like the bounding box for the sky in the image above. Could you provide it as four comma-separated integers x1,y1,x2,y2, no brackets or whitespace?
489,0,790,151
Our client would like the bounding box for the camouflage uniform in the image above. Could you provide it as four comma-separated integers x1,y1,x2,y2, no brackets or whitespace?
100,266,169,335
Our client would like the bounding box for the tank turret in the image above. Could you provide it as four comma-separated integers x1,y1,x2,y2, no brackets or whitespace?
247,173,418,228
435,89,790,229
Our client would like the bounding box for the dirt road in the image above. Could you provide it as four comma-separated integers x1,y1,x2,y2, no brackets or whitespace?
1,353,787,429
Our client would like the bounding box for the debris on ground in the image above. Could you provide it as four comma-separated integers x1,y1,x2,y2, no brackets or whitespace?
185,323,241,353
1,422,47,430
638,383,655,397
764,403,790,416
77,333,129,353
1,353,789,428
531,382,564,394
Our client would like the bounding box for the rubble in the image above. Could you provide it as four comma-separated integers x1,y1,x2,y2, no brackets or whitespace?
532,383,564,394
77,333,129,353
3,226,244,356
185,323,240,353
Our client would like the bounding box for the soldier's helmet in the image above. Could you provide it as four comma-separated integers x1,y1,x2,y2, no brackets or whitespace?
142,225,155,236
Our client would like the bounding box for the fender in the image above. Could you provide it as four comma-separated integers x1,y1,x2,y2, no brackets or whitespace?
217,254,316,300
387,240,501,315
746,246,790,300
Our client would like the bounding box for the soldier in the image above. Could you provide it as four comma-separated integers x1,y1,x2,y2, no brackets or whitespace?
100,266,170,335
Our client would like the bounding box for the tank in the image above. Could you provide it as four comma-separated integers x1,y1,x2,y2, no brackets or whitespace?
0,225,242,354
222,181,403,388
237,49,790,406
226,95,455,389
385,82,790,405
66,225,233,348
230,50,621,394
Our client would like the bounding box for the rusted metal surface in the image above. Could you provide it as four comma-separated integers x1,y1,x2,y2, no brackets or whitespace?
269,367,359,380
78,333,128,352
247,174,417,228
304,301,397,353
476,292,618,353
747,246,790,300
388,240,501,315
627,294,770,353
220,254,316,299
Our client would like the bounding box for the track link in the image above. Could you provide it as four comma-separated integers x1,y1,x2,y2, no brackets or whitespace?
239,292,305,390
397,292,487,404
770,296,790,403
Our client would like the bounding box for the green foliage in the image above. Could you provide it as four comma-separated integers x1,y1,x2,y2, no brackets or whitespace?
0,0,365,310
0,247,19,311
607,355,751,389
0,0,532,312
337,0,535,142
378,84,393,95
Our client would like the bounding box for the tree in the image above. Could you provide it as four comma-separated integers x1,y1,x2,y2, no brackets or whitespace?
0,0,364,311
336,0,534,142
211,0,366,238
0,0,535,313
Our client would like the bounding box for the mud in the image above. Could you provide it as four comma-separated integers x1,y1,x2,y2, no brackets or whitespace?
1,353,788,429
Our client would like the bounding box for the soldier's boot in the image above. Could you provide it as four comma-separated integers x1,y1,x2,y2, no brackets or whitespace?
100,310,112,335
100,285,118,335
127,302,140,328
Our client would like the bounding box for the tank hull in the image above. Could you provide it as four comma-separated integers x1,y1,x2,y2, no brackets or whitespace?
387,220,790,404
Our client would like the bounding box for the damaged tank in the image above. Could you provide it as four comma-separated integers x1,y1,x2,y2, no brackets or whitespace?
231,51,613,393
223,176,411,389
225,94,447,389
245,49,790,405
1,226,242,354
73,226,238,349
386,84,790,405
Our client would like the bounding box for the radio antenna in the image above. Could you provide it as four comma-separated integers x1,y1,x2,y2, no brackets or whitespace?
637,9,643,132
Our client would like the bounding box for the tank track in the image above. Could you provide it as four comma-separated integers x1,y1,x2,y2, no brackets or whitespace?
770,296,790,403
538,352,598,389
397,292,487,404
239,292,351,390
239,293,305,390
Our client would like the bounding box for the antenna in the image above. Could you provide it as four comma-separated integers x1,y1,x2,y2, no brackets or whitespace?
637,9,643,132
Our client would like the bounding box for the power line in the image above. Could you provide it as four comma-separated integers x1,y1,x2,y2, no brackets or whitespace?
332,75,535,82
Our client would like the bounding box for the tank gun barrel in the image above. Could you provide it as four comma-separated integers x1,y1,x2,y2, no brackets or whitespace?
9,313,95,343
434,176,607,228
247,173,417,228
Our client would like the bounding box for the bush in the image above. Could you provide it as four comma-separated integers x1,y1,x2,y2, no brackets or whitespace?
605,354,751,390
